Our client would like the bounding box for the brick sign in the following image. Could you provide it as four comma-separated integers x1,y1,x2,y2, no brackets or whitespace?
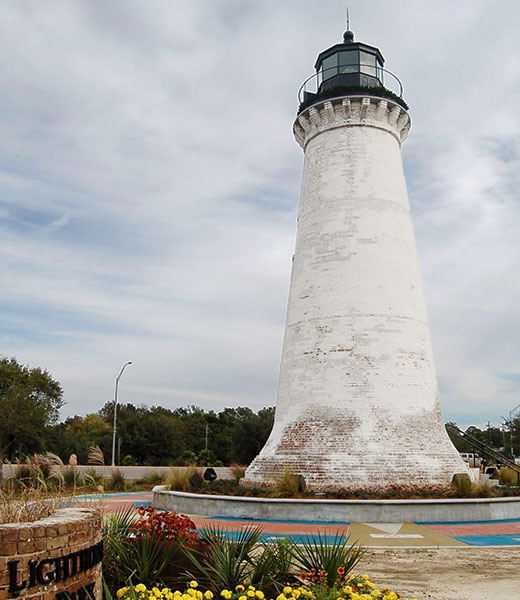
0,509,102,600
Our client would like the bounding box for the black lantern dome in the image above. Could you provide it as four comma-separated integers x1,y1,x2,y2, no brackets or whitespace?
315,29,385,93
297,28,407,114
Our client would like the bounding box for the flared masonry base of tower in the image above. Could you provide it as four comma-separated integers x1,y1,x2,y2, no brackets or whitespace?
244,91,468,489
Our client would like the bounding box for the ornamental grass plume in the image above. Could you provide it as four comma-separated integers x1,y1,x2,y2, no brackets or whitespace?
270,468,302,498
499,466,518,487
0,487,60,523
168,466,200,492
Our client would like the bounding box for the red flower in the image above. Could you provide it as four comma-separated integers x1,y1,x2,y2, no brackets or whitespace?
337,567,345,577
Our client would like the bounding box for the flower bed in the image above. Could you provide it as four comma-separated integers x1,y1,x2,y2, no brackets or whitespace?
114,577,419,600
103,507,422,600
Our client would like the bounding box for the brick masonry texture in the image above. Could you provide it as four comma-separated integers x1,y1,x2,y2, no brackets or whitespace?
0,508,102,600
245,96,468,488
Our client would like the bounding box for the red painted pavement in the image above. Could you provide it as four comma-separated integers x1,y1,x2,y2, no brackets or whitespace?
424,522,520,536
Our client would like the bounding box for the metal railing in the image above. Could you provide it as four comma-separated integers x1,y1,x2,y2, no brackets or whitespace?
298,65,404,105
446,424,520,486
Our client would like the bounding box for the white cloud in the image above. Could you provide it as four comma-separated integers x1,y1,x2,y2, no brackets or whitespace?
1,0,520,428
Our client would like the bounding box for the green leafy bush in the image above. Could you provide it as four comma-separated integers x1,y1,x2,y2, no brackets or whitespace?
108,468,127,491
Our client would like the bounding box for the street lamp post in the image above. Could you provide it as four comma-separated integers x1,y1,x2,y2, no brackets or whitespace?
111,361,132,467
509,403,520,458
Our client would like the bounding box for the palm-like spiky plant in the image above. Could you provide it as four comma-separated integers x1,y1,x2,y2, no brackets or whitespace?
185,525,263,591
289,532,365,587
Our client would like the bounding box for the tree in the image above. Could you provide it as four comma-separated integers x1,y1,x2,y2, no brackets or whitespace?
0,357,64,460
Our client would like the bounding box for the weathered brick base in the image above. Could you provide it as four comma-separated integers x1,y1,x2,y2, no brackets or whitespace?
245,96,468,488
0,508,102,600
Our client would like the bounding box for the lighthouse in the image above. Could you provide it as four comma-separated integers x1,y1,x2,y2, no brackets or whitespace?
245,27,467,488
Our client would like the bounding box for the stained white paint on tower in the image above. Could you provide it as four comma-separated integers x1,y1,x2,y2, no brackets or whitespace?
245,28,468,487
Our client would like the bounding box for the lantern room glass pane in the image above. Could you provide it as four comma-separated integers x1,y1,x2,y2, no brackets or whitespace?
360,51,377,76
338,50,358,74
322,55,338,80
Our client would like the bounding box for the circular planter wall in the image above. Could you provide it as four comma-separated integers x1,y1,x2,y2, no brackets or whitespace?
0,508,102,600
154,490,520,523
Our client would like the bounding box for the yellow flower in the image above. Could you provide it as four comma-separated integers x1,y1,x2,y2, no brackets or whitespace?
117,588,129,598
190,583,199,589
248,588,255,592
283,589,292,596
187,590,196,598
277,594,286,600
371,591,381,598
204,593,213,600
255,592,264,600
239,596,247,600
221,592,232,600
135,585,147,594
236,586,245,593
291,591,299,599
247,593,255,598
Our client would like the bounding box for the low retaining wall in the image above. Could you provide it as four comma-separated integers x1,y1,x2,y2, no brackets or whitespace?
1,465,232,483
154,490,520,523
0,508,102,600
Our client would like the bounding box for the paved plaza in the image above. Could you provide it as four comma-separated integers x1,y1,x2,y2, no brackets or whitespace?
81,492,520,548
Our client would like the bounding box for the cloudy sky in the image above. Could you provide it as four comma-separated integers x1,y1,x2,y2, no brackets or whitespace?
1,0,520,428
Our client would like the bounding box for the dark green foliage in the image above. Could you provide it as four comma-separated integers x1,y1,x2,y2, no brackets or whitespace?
0,357,64,460
46,402,275,467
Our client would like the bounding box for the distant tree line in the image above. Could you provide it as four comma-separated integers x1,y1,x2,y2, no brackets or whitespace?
46,403,275,466
2,356,520,465
446,421,520,458
0,357,274,466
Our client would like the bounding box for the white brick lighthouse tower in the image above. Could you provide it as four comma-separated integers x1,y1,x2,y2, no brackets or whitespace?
245,28,467,488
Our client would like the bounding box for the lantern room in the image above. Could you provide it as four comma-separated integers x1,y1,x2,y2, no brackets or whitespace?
315,29,385,93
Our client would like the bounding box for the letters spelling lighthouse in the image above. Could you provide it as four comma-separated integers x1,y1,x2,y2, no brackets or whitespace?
245,27,467,488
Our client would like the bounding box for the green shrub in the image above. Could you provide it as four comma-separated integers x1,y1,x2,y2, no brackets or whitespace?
499,466,519,486
473,480,499,498
82,467,104,490
167,466,202,492
450,473,473,497
270,468,302,498
138,471,168,486
229,463,246,482
108,469,127,491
